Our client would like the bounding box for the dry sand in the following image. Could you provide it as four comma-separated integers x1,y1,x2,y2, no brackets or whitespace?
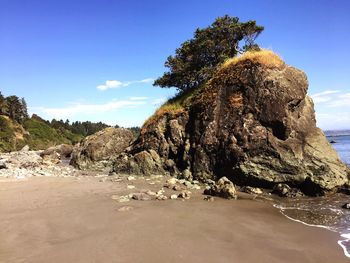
0,176,347,263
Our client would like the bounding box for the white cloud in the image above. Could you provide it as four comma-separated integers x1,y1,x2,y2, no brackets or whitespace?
316,113,350,130
97,78,154,91
311,90,350,107
311,89,350,130
311,90,340,103
33,99,146,120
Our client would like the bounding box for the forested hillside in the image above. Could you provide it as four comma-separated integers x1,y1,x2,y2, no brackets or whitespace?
0,91,140,152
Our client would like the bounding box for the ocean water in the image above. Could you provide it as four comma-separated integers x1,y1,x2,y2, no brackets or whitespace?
274,134,350,258
327,135,350,166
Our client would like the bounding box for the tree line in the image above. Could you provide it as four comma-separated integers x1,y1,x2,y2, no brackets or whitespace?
0,91,140,138
50,119,140,138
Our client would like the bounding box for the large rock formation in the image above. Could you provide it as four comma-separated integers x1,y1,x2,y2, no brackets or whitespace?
113,51,349,195
71,127,134,171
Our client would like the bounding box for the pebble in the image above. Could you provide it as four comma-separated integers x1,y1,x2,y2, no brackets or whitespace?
204,196,215,202
132,193,151,201
111,195,130,203
170,194,178,200
118,206,134,212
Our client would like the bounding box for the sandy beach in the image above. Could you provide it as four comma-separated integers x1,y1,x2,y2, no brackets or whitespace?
0,176,346,263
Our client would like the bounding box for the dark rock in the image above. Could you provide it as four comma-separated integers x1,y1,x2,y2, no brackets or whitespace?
131,193,152,201
113,51,349,195
272,183,304,198
272,183,291,197
70,128,134,171
204,176,237,199
342,203,350,209
330,140,337,144
0,161,7,169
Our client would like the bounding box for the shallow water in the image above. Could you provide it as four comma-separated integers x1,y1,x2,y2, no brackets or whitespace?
274,194,350,258
273,133,350,257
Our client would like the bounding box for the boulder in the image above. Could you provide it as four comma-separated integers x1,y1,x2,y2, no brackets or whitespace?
42,151,61,165
41,144,73,159
70,127,134,171
113,51,349,196
204,177,237,199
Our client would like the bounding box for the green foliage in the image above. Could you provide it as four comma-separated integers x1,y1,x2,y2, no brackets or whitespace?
50,119,110,137
154,15,264,92
23,118,79,150
0,116,16,152
0,94,29,124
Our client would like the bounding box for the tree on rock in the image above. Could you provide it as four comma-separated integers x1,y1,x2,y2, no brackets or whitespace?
154,15,264,92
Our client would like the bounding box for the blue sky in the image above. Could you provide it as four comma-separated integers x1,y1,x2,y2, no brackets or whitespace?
0,0,349,129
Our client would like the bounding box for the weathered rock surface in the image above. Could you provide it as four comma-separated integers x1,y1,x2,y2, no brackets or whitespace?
71,127,134,171
41,144,73,159
113,51,349,196
204,177,237,199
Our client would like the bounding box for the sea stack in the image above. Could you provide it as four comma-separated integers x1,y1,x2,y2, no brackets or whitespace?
113,50,349,196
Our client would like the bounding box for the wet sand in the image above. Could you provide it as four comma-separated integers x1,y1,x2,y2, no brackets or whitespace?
0,176,347,263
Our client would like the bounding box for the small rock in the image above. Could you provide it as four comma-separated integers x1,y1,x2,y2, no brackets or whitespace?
156,189,165,195
127,176,136,181
111,195,130,203
132,193,151,201
181,169,192,180
118,206,134,212
172,184,185,191
191,184,201,190
183,180,193,188
156,195,168,200
170,194,178,200
127,185,136,189
242,186,263,195
178,190,191,200
342,203,350,209
203,196,215,202
145,190,157,196
166,178,178,185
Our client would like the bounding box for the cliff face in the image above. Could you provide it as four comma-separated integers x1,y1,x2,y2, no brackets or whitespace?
113,51,349,195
